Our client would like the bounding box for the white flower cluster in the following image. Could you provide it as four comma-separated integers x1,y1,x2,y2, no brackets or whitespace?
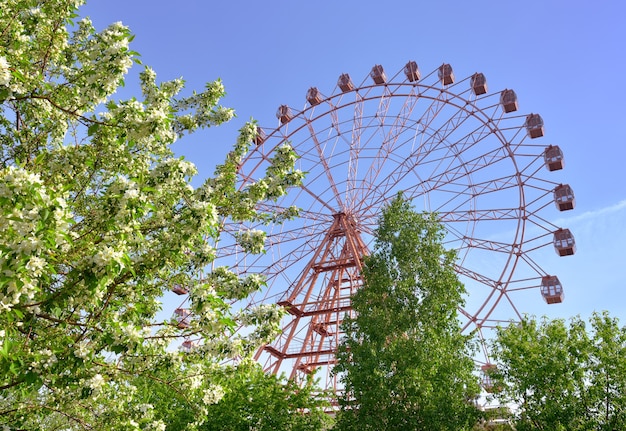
195,336,244,360
169,78,236,136
189,283,218,320
207,267,266,301
240,122,258,145
235,303,285,350
74,340,90,359
78,21,134,107
150,158,198,190
30,348,57,371
0,11,36,95
0,167,70,311
119,322,146,345
0,56,10,87
92,245,124,269
238,273,267,298
202,384,225,405
87,373,105,393
0,166,42,195
239,303,283,327
115,190,143,223
25,256,45,277
235,229,266,254
187,242,216,269
208,106,235,124
206,79,225,98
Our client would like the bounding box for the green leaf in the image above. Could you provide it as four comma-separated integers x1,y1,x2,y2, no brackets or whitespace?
11,69,26,83
110,344,127,354
0,338,11,359
87,123,100,136
24,371,39,384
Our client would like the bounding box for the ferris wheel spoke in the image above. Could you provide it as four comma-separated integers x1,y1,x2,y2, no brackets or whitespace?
367,92,422,200
464,174,525,196
214,207,331,272
419,96,479,151
448,235,517,255
305,121,345,210
441,207,523,223
359,91,446,204
357,117,500,212
346,93,364,210
455,264,502,290
375,85,394,127
416,150,513,201
455,263,510,327
266,226,323,255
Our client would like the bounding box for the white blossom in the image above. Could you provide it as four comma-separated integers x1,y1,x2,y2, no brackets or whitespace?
0,56,10,87
202,384,225,405
188,374,202,390
16,236,42,254
92,245,124,268
74,341,90,359
236,229,266,254
25,256,46,277
148,421,166,431
87,374,105,392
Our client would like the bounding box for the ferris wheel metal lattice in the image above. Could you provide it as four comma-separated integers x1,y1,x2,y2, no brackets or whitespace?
179,62,577,396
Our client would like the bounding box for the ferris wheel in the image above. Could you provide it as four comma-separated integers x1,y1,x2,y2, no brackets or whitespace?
177,62,576,393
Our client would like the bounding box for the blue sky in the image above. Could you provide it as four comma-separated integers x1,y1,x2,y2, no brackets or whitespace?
80,1,626,330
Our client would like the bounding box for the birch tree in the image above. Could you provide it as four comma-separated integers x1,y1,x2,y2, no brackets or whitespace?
334,194,481,431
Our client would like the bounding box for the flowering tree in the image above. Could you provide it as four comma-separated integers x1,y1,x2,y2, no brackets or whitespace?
0,1,313,429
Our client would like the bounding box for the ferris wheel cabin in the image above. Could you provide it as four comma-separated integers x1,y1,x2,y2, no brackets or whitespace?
541,275,564,304
337,73,355,92
525,113,544,138
172,284,188,295
544,145,564,171
404,61,421,82
306,87,322,106
276,105,293,124
554,228,576,256
180,340,196,353
470,73,488,95
500,89,518,113
173,308,191,329
370,64,387,84
438,63,455,85
480,364,498,393
254,126,266,145
554,184,576,211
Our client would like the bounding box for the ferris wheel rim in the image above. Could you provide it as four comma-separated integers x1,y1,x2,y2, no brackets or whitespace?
199,62,570,391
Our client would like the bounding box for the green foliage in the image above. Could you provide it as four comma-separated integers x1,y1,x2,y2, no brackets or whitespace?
471,406,515,431
492,311,626,430
472,422,515,431
202,361,333,431
128,360,332,431
334,194,482,431
0,1,318,429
